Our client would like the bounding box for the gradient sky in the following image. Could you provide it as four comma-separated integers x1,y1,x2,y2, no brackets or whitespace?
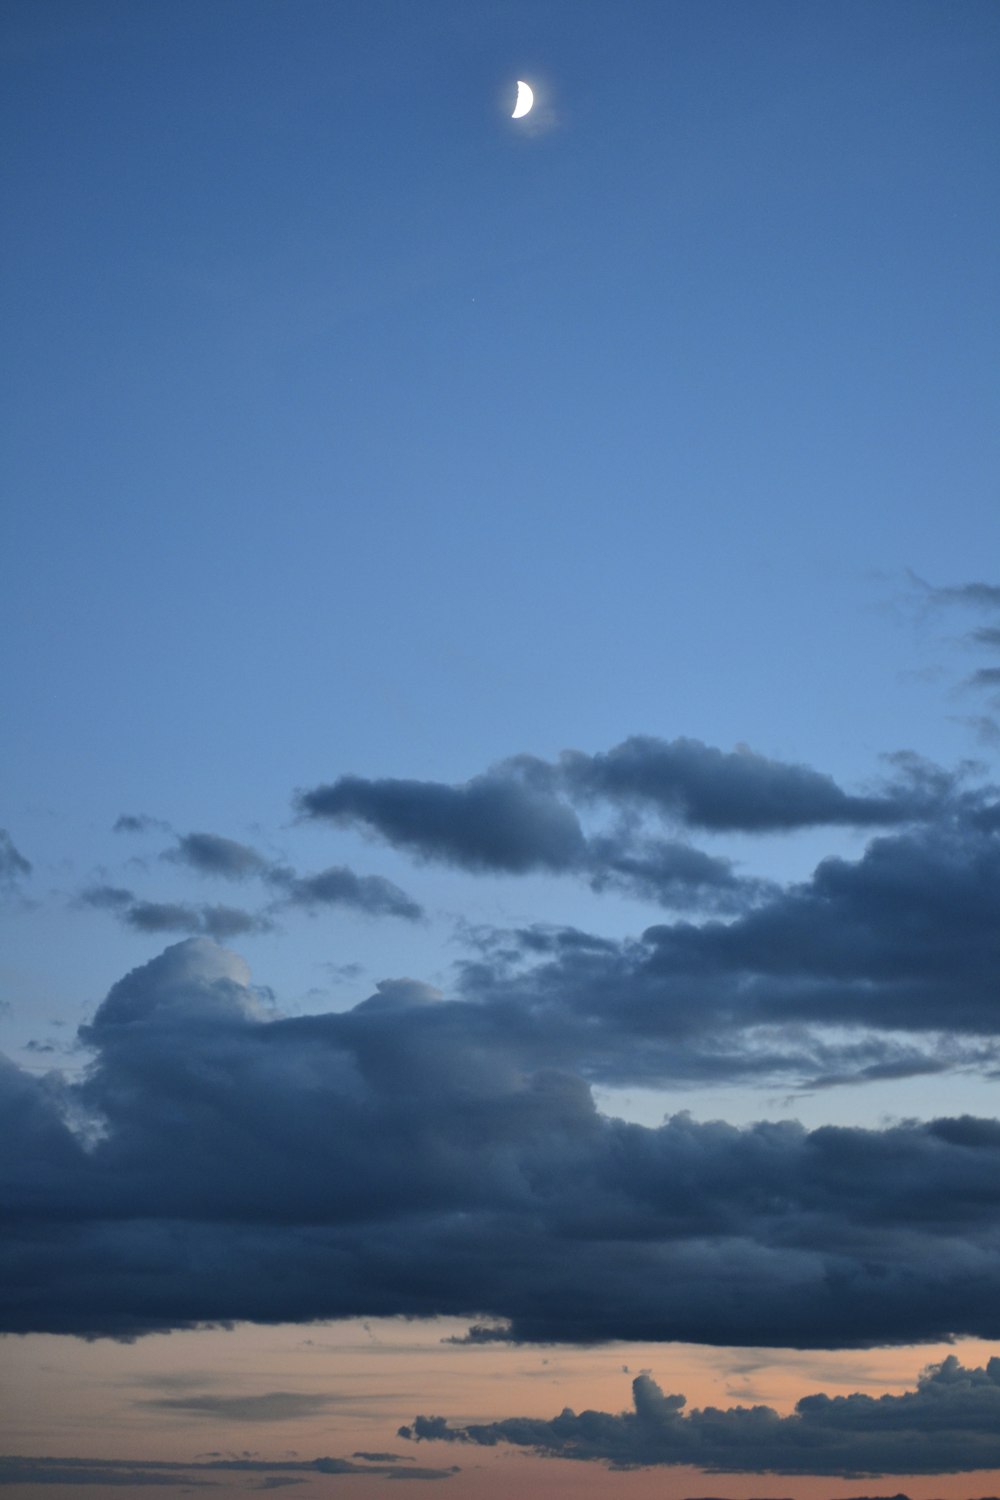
3,1,1000,1496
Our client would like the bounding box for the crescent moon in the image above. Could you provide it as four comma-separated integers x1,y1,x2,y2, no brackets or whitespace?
511,80,534,119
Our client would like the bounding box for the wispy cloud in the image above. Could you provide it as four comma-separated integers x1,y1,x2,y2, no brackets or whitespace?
0,829,31,891
0,1453,457,1487
137,1392,341,1422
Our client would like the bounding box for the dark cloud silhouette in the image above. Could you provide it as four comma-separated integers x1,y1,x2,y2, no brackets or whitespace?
5,939,1000,1344
81,855,424,936
293,740,978,926
80,887,272,941
559,736,930,832
269,864,423,921
452,808,1000,1063
296,771,587,873
0,829,31,889
297,741,951,884
128,901,271,941
586,833,775,914
169,833,268,880
401,1356,1000,1475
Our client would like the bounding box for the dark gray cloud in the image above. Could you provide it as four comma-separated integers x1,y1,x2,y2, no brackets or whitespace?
401,1356,1000,1475
0,829,31,889
559,737,932,833
128,901,271,942
169,833,269,881
586,833,776,914
6,939,1000,1345
80,887,272,941
452,808,1000,1062
296,770,587,873
84,834,422,929
269,864,423,922
297,741,949,876
293,739,974,926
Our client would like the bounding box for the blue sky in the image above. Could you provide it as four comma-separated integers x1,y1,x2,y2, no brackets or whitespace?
3,2,1000,1492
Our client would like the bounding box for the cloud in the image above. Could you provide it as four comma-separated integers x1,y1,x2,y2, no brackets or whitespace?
113,814,169,835
269,865,423,921
585,833,775,914
297,741,947,874
6,939,1000,1344
0,1453,457,1486
296,769,587,873
0,829,31,890
127,901,271,941
921,579,1000,611
168,833,269,881
80,887,272,941
82,846,423,930
913,575,1000,706
400,1356,1000,1476
138,1392,341,1422
292,739,975,922
559,737,931,833
451,804,1000,1067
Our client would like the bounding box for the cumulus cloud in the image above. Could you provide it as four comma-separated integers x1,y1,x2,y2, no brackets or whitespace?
5,939,1000,1345
451,807,1000,1061
400,1356,1000,1476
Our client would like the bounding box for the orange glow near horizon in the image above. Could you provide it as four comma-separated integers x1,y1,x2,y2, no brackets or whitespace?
3,1321,1000,1499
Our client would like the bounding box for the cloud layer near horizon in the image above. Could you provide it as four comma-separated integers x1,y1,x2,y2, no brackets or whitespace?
401,1355,1000,1477
5,936,1000,1346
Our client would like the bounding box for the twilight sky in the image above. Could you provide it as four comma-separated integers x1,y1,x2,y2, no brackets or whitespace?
2,1,1000,1497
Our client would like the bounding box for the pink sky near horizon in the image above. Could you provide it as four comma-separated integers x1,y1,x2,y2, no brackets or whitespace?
3,1320,1000,1500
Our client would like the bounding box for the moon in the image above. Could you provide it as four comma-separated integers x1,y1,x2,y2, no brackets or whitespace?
511,80,534,119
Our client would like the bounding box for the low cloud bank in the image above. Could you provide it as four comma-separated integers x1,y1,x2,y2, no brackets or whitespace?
401,1356,1000,1476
